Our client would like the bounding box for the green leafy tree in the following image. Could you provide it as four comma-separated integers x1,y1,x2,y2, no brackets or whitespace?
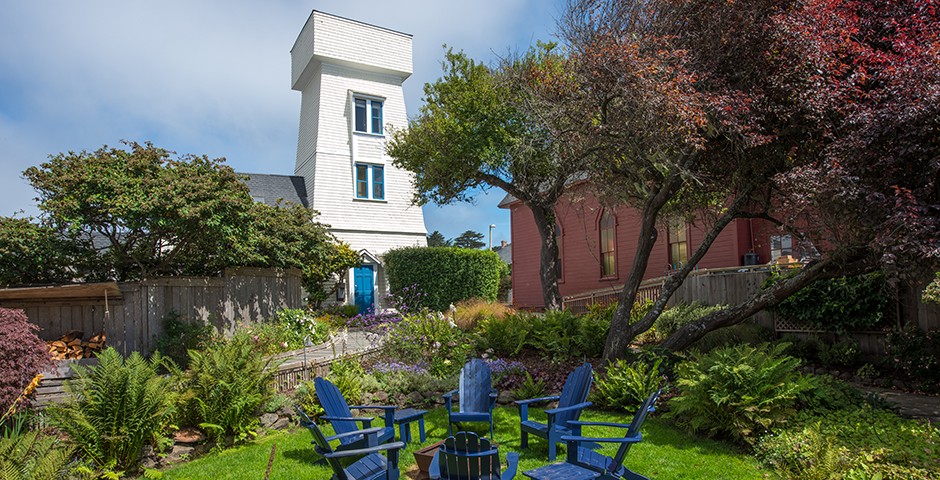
388,47,589,309
233,201,360,306
23,141,255,280
452,230,485,249
0,216,83,286
20,142,357,294
924,273,940,304
426,230,451,247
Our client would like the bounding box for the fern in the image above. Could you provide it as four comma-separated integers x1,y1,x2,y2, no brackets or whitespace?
0,429,73,480
668,343,812,444
183,336,278,445
594,356,663,412
46,348,172,475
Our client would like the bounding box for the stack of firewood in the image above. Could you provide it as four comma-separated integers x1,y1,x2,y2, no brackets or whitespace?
46,330,106,360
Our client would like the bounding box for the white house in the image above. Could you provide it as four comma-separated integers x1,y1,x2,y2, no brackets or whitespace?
283,10,426,312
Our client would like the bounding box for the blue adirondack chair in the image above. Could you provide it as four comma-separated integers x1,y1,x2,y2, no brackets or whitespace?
315,377,396,455
522,389,662,480
297,406,405,480
443,359,498,439
429,431,519,480
515,362,593,461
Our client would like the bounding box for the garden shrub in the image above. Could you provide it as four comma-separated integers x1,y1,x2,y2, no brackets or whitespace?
756,406,940,479
385,247,502,311
513,372,547,400
527,310,581,363
320,304,360,319
769,271,889,332
370,361,452,404
453,298,511,331
478,312,532,357
594,356,663,412
884,324,940,388
0,308,52,415
655,302,726,337
327,356,380,405
668,343,813,444
293,381,323,419
690,322,773,353
154,311,215,368
796,375,865,413
818,338,861,368
924,272,940,304
181,336,278,445
383,312,472,377
48,348,173,475
230,309,331,357
576,302,616,357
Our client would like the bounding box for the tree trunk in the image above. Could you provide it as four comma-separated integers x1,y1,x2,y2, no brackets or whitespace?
620,190,753,344
529,204,563,310
602,174,685,360
660,259,835,351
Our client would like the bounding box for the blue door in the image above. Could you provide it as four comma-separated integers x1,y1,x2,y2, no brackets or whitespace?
353,265,375,314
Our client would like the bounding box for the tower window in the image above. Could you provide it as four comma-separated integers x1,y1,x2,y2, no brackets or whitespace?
354,97,383,135
355,163,385,200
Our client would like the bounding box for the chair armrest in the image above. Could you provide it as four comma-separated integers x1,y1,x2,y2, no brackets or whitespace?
322,441,406,459
513,395,560,406
566,420,631,429
561,433,642,444
428,451,441,479
441,389,458,399
502,452,519,480
350,405,397,412
322,415,374,423
325,426,385,443
546,401,592,416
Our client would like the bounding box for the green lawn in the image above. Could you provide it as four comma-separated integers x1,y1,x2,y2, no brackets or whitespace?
161,407,772,479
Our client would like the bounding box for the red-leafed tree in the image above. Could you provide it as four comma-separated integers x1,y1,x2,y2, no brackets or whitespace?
660,0,940,350
558,0,940,356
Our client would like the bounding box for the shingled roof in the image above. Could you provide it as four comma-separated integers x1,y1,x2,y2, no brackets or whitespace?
240,173,309,208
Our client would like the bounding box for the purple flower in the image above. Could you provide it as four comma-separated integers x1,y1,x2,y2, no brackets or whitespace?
371,361,429,375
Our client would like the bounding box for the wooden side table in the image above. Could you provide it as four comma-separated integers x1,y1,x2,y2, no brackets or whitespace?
393,408,428,443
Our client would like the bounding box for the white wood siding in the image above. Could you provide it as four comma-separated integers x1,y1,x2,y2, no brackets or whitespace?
292,10,412,90
291,9,427,267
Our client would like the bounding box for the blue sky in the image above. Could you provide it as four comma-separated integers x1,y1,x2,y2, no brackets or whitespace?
0,0,565,246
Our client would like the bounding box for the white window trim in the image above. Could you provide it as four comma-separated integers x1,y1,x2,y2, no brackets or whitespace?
353,162,387,202
350,92,386,136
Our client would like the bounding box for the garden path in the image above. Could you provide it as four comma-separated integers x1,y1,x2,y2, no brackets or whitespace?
859,385,940,423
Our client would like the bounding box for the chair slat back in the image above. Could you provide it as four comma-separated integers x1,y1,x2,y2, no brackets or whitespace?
459,359,492,414
315,377,358,440
438,431,501,480
295,404,349,479
555,363,593,426
609,388,661,471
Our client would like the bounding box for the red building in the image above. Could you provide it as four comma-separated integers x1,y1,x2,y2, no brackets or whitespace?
500,190,788,309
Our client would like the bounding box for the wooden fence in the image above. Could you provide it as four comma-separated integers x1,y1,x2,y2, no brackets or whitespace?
0,267,303,355
562,266,940,354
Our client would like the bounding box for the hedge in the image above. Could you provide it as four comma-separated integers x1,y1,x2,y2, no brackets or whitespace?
384,247,502,312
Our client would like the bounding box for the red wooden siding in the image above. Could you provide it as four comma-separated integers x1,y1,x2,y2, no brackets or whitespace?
509,191,770,309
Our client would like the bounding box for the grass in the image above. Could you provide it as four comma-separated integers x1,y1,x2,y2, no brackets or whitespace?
161,407,772,479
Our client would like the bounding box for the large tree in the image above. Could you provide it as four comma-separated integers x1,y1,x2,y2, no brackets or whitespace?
20,141,359,299
660,0,940,351
555,0,940,357
24,142,254,280
388,47,588,309
426,230,452,247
